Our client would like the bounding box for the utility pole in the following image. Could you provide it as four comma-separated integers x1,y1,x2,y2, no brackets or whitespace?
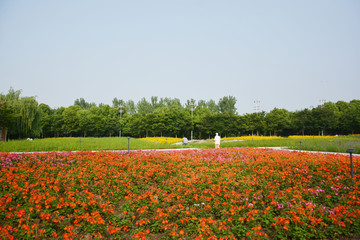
254,100,260,136
190,102,194,140
119,105,124,137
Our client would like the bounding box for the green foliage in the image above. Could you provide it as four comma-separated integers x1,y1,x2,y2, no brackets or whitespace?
74,97,96,110
2,87,360,140
312,102,340,135
1,88,42,138
62,105,82,136
218,96,237,114
0,101,16,129
265,108,292,136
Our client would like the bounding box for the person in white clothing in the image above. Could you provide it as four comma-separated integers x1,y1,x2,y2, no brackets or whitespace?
182,137,188,145
214,133,221,148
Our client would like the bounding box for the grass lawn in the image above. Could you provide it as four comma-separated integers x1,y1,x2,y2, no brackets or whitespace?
0,137,185,152
0,135,359,153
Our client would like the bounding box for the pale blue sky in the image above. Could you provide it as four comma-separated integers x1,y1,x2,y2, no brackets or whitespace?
1,0,359,114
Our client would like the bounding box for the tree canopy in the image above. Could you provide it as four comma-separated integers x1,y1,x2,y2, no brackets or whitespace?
1,88,360,140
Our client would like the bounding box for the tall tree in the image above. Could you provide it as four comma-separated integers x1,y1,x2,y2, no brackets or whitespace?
194,106,214,139
163,97,182,108
51,107,65,137
12,97,42,138
348,100,360,134
197,100,207,108
112,98,125,108
62,105,82,136
39,103,53,138
244,112,266,136
265,108,291,136
74,98,96,110
77,109,92,137
0,101,17,141
151,96,166,111
0,87,21,102
292,109,312,135
206,99,219,113
312,102,340,135
218,96,237,114
137,98,153,114
125,100,136,115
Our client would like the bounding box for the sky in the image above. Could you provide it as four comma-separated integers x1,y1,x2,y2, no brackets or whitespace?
0,0,359,114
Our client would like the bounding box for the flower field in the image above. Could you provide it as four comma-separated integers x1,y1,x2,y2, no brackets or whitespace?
1,148,359,239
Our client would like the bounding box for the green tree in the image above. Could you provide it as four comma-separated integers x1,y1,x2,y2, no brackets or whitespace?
125,100,136,115
151,96,166,111
62,105,82,136
206,99,219,113
151,107,169,136
39,103,53,138
244,112,266,136
77,109,92,137
292,109,312,135
51,107,65,137
265,108,292,136
335,101,352,134
88,106,103,136
0,101,17,141
197,100,207,108
218,96,237,115
312,102,340,135
194,106,213,139
168,105,190,137
348,100,360,134
74,98,96,110
14,97,42,138
1,88,41,138
99,104,119,137
127,113,147,137
112,98,125,108
0,87,21,102
162,97,182,108
137,98,153,114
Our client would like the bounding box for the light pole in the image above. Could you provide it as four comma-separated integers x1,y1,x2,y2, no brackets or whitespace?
346,148,355,183
119,105,124,137
127,136,131,154
190,102,194,140
254,100,260,136
319,99,326,136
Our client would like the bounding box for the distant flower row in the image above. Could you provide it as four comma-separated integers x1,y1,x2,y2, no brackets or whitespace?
224,135,337,141
139,137,182,144
224,136,283,141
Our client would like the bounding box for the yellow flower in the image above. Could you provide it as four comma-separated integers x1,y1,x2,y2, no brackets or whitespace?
139,137,182,144
288,135,333,139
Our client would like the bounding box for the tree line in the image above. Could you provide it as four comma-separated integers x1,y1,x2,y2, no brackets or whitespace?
1,88,360,140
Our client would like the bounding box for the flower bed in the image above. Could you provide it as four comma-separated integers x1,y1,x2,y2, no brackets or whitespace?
0,148,359,239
